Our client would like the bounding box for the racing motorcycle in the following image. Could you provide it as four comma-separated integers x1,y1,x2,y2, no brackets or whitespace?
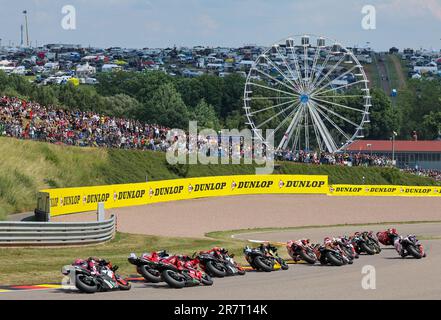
244,244,289,272
159,255,214,289
286,239,318,264
195,248,246,277
62,259,131,294
261,243,289,270
244,246,275,272
377,228,399,246
128,250,170,283
335,236,359,260
351,232,377,255
366,231,382,254
314,242,352,266
395,235,426,259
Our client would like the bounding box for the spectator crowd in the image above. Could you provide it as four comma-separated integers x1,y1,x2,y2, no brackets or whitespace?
1,96,440,183
275,149,393,167
401,168,441,183
0,96,170,151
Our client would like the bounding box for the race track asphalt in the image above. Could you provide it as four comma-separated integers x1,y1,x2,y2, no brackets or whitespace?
2,222,440,300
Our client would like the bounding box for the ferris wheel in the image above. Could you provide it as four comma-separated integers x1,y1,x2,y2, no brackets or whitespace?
244,34,371,153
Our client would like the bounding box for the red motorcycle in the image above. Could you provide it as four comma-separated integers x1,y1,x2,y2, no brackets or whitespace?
160,255,214,288
195,247,246,277
128,250,170,283
377,228,399,246
286,239,318,264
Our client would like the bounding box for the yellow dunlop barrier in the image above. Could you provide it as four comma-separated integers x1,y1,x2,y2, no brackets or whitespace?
43,175,328,217
329,185,441,197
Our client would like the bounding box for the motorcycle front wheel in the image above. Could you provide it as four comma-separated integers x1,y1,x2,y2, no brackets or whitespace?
360,242,375,255
205,261,227,278
139,265,162,283
407,245,423,259
325,252,344,266
254,256,274,272
75,274,98,294
299,249,317,264
162,270,186,289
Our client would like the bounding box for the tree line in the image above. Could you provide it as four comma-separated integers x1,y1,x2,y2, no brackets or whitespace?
0,70,440,140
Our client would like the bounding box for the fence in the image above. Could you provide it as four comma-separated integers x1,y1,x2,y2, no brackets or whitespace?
0,215,115,246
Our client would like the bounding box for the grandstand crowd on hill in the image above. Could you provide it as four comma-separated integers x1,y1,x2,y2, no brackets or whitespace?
274,149,393,167
0,96,170,151
402,168,441,182
1,96,441,182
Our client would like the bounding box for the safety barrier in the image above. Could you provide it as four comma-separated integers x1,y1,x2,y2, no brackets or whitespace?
37,175,329,217
0,215,115,246
34,174,441,218
328,185,441,197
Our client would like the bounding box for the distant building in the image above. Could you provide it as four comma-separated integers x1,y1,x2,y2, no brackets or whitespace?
346,140,441,170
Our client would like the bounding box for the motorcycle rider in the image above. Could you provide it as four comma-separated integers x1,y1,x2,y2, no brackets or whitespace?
258,242,278,256
393,235,407,257
73,257,111,276
324,237,339,248
88,257,112,275
376,228,399,246
394,234,426,258
287,239,312,262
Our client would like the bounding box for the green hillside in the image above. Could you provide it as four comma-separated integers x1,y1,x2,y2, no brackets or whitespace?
0,137,437,219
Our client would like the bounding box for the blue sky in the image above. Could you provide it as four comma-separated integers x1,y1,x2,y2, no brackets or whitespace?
0,0,440,50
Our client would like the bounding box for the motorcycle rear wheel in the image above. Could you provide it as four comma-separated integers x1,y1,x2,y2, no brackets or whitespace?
139,265,162,283
254,256,274,272
162,270,186,289
75,274,98,294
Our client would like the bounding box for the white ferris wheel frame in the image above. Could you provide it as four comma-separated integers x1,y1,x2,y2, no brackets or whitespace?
243,34,371,154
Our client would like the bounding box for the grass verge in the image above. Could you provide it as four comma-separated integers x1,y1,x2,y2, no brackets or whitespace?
0,232,248,286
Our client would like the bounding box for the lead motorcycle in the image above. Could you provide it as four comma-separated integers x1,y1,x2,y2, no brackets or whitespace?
62,258,131,294
286,239,318,264
395,235,426,259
